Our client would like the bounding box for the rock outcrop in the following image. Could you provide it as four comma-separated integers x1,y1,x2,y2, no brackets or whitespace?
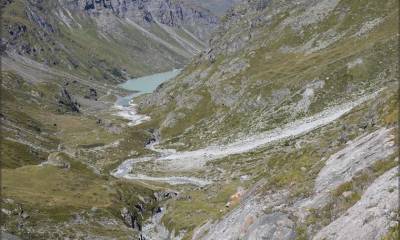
58,88,80,113
68,0,218,42
313,167,399,240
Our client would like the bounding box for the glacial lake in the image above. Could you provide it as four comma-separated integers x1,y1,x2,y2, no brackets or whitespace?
116,69,181,106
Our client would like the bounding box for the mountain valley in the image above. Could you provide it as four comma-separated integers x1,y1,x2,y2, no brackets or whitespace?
1,0,398,239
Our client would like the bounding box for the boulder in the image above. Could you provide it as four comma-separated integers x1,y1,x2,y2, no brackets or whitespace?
85,88,98,101
57,88,80,113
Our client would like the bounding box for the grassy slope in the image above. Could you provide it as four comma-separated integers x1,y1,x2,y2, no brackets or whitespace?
2,161,159,239
0,62,155,238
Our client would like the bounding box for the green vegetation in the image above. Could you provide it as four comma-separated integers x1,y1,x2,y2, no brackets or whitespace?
0,58,154,238
382,226,400,240
2,164,112,212
162,181,240,239
1,140,48,168
2,160,159,239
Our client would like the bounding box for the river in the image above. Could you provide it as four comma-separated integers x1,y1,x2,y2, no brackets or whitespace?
114,69,181,126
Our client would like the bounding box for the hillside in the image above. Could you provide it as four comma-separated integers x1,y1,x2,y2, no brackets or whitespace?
130,0,399,239
139,0,398,149
2,0,217,82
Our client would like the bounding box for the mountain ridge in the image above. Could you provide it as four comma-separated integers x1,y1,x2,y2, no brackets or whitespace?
2,0,219,83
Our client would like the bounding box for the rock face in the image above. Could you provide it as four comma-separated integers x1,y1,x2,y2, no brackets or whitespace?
315,127,396,194
313,167,399,240
245,213,296,240
184,0,242,16
1,232,22,240
68,0,218,41
120,207,143,230
85,88,98,100
199,189,292,240
58,88,80,113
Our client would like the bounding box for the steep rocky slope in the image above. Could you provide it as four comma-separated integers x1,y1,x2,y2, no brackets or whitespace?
1,0,217,83
185,0,242,16
138,0,398,149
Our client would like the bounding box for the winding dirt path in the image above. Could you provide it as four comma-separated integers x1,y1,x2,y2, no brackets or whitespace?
112,90,381,186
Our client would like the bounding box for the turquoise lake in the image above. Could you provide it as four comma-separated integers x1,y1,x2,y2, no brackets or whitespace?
116,69,181,106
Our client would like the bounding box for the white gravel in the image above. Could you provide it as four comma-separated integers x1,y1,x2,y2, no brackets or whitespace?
111,158,211,187
113,103,150,126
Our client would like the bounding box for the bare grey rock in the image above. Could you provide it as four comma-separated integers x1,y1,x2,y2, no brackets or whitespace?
1,208,12,216
199,190,291,240
282,0,340,31
298,127,396,212
72,0,218,42
245,212,296,240
315,127,395,194
1,232,22,240
41,152,71,169
354,18,383,37
313,167,399,240
341,191,353,199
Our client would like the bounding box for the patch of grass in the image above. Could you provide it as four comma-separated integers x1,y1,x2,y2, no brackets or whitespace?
162,181,240,239
380,93,399,126
0,139,48,168
295,225,308,240
382,226,400,240
263,145,324,192
2,164,112,212
2,158,160,238
333,182,353,197
371,159,398,175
